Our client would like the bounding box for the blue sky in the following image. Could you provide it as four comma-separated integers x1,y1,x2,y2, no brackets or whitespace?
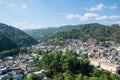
0,0,120,29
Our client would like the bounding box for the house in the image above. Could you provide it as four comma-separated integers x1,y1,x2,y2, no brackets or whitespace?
4,56,14,61
11,68,24,75
33,70,45,78
0,74,8,80
12,74,23,80
0,61,5,69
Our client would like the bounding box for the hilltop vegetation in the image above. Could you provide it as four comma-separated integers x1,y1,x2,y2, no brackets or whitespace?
0,31,17,52
49,23,120,44
0,23,38,58
0,23,38,47
24,25,79,40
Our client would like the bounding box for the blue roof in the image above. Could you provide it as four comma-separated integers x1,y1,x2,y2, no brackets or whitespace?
13,74,23,79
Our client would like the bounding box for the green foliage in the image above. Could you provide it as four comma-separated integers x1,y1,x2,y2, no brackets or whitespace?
20,47,28,53
8,76,13,80
41,51,63,74
39,51,91,77
53,73,64,80
33,50,43,55
90,68,120,80
89,77,98,80
83,75,89,80
64,70,74,80
0,31,17,52
0,49,19,59
62,51,82,73
75,73,83,80
25,74,42,80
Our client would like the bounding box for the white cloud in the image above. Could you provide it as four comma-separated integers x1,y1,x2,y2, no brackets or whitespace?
12,21,41,29
87,3,117,11
66,13,120,21
96,15,120,20
80,13,98,21
66,14,80,19
66,13,98,21
9,3,27,9
109,4,117,9
89,3,105,11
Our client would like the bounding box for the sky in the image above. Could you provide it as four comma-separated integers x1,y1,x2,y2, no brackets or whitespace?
0,0,120,29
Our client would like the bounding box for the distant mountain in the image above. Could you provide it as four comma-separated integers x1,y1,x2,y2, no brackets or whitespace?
23,25,79,40
49,23,120,44
0,23,38,47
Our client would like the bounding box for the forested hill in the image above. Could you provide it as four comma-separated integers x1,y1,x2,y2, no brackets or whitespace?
49,23,120,43
0,23,38,47
0,31,17,52
24,25,79,40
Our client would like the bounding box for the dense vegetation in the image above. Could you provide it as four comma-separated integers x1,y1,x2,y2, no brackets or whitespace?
26,51,120,80
0,31,17,52
0,49,19,59
0,23,38,47
49,23,120,44
24,25,79,40
0,23,38,58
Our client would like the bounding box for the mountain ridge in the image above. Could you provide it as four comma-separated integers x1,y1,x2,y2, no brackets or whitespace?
0,23,38,48
23,24,80,40
49,23,120,44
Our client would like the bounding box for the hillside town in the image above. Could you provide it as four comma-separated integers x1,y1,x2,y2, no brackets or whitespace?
0,39,120,80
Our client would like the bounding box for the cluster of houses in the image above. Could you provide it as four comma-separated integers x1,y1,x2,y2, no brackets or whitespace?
0,53,45,80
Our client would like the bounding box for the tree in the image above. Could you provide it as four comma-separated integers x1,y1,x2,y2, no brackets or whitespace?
25,74,42,80
64,70,74,80
75,73,83,80
89,77,97,80
53,73,64,80
8,76,13,80
83,75,89,80
34,50,43,55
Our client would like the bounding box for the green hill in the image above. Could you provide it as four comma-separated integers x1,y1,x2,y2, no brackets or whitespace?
0,31,17,52
49,23,120,44
24,25,79,40
0,23,38,47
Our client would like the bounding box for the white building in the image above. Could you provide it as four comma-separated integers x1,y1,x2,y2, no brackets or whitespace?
89,58,120,74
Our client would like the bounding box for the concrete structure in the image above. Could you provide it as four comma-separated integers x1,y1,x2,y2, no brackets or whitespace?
89,58,120,74
89,58,100,67
99,59,120,74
